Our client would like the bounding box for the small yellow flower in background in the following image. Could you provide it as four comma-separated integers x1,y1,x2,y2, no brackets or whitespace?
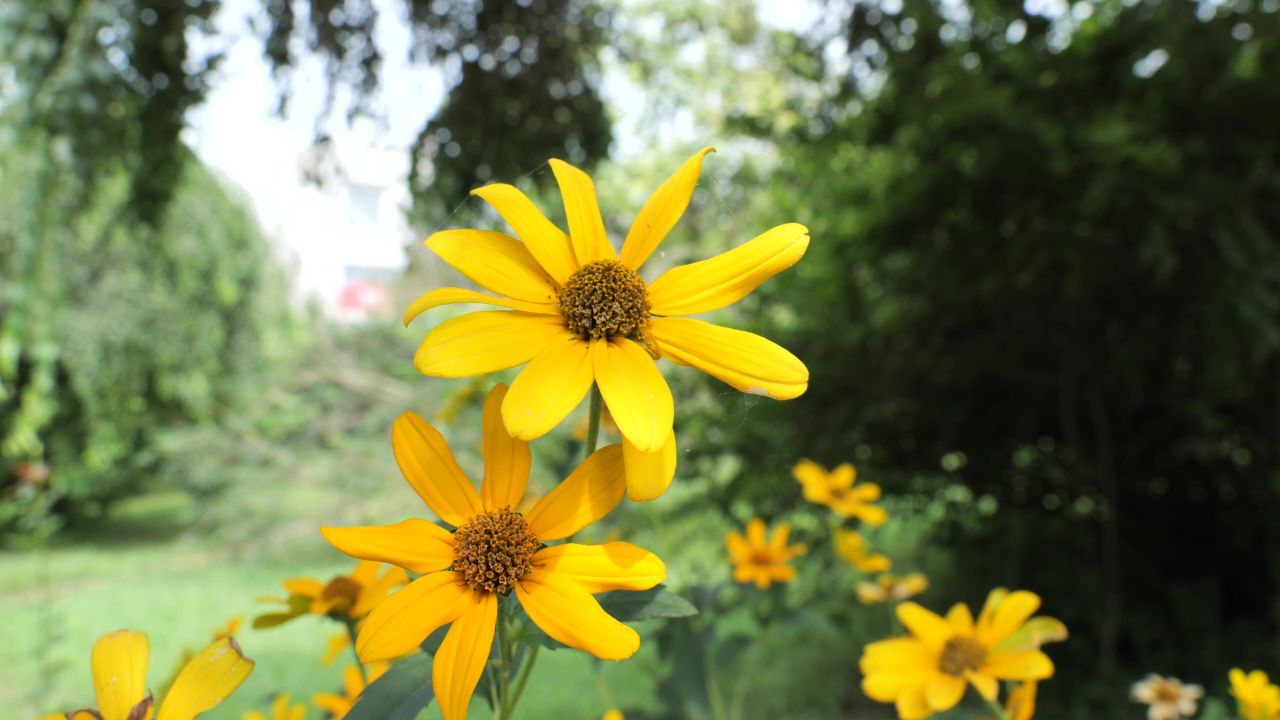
321,632,349,666
40,629,253,720
405,148,810,501
255,560,408,628
1130,674,1204,720
834,529,892,573
794,459,887,524
1231,669,1280,720
726,518,807,589
602,711,624,720
243,694,307,720
321,383,667,720
858,573,929,604
860,588,1065,719
313,663,388,719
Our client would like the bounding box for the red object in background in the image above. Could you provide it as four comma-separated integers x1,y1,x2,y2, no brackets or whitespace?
335,280,393,321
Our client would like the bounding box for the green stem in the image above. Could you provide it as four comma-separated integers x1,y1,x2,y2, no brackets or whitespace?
344,619,369,685
585,383,604,458
506,646,540,713
495,612,513,720
983,695,1011,720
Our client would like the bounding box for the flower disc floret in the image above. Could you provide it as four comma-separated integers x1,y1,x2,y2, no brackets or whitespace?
321,576,362,613
559,259,651,339
939,636,986,676
451,507,541,594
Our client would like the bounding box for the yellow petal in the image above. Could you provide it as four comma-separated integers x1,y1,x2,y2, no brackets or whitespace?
91,630,150,720
480,383,531,512
926,675,967,712
619,147,714,269
525,444,626,541
433,592,497,720
155,638,254,720
281,578,323,598
650,317,807,400
1007,680,1037,720
414,311,569,378
403,288,555,326
356,572,473,662
791,459,830,489
946,603,975,636
984,650,1054,680
623,431,677,501
549,158,615,265
471,182,577,285
501,334,594,441
968,671,999,701
897,603,953,651
591,338,674,453
321,520,455,574
978,590,1042,647
746,518,766,548
391,412,482,526
425,229,558,303
896,686,933,720
516,570,640,659
647,223,809,316
994,616,1069,653
530,542,666,593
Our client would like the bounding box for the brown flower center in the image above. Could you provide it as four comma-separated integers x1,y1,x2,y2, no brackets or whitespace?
559,260,650,339
452,507,541,594
938,636,987,676
321,576,362,614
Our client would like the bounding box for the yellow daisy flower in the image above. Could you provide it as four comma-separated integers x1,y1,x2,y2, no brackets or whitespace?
603,711,625,720
1231,669,1280,720
834,529,892,573
726,518,807,589
41,630,253,720
858,573,929,605
313,663,388,719
244,694,307,720
860,589,1061,719
793,459,887,524
321,383,667,720
256,559,407,627
404,148,810,501
1131,674,1204,720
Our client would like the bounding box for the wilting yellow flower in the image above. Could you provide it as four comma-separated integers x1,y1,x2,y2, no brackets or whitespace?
244,694,306,720
40,630,253,720
313,663,388,718
1131,674,1204,720
794,460,887,524
256,560,408,628
860,589,1064,719
1231,669,1280,720
322,383,666,720
858,573,929,604
404,149,810,501
726,518,807,589
603,711,624,720
834,529,892,573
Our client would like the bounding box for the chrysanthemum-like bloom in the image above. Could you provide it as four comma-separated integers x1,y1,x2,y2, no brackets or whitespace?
860,589,1063,719
255,559,407,627
313,663,388,719
405,149,810,501
243,693,307,720
1131,674,1204,720
834,529,892,573
793,459,887,524
1231,669,1280,720
858,573,929,605
321,383,666,720
39,630,253,720
725,518,807,589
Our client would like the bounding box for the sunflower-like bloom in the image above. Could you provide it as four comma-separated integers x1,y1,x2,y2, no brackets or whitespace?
834,529,892,573
405,149,810,501
313,663,388,719
860,589,1064,719
1231,669,1280,720
243,694,306,720
793,459,887,524
255,559,407,627
321,383,666,720
40,630,253,720
726,518,807,589
858,573,929,605
1131,674,1204,720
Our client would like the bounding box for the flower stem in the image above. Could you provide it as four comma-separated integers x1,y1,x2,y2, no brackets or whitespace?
983,694,1011,720
343,619,369,685
506,645,540,713
585,383,603,458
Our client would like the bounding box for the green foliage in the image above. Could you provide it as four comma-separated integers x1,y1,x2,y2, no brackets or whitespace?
347,651,437,720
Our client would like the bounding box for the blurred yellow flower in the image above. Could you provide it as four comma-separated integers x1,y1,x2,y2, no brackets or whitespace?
322,383,666,720
255,560,408,628
243,694,306,720
834,529,892,573
860,589,1063,719
40,630,253,720
313,663,388,719
1130,674,1203,720
858,573,929,604
726,518,807,589
603,711,624,720
1231,669,1280,720
405,149,810,501
793,460,887,525
321,632,349,667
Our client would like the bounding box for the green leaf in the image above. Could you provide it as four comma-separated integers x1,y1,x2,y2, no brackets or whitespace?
596,585,698,621
250,612,298,630
345,652,435,720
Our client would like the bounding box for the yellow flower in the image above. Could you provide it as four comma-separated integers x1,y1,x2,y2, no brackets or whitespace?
1130,674,1204,720
726,518,807,589
41,630,253,720
313,663,388,719
860,589,1063,719
603,711,625,720
256,559,408,627
404,149,810,501
244,694,307,720
321,383,667,720
858,573,929,605
793,459,887,524
834,529,892,573
1231,669,1280,720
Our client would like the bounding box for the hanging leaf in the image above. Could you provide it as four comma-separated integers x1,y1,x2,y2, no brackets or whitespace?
597,585,698,621
345,652,434,720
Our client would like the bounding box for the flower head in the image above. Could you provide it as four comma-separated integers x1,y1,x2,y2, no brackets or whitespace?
243,694,306,720
858,573,929,605
603,711,624,720
834,529,892,573
255,560,407,628
794,460,886,524
1131,674,1204,720
726,518,807,589
405,149,810,501
1231,669,1280,720
321,383,666,720
313,663,388,719
41,630,253,720
860,589,1065,719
